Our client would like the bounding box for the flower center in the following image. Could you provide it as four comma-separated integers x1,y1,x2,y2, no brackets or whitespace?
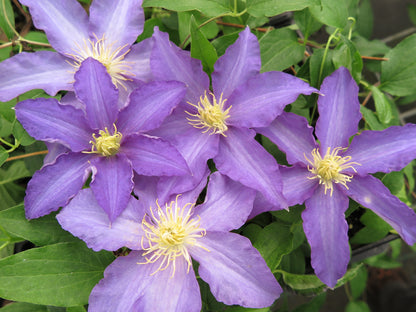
86,124,122,157
305,147,360,196
66,34,134,90
186,91,231,136
140,196,208,277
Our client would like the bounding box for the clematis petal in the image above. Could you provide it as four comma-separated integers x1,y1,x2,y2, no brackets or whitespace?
197,172,256,232
24,153,92,219
303,185,350,288
228,72,317,128
214,127,287,208
74,58,119,129
212,27,261,99
15,98,92,152
345,175,416,245
57,189,144,251
121,134,190,177
133,174,159,209
151,28,209,104
89,0,144,48
190,232,282,308
117,81,186,134
315,67,362,151
281,166,318,206
43,142,70,165
343,124,416,175
89,252,201,312
19,0,89,55
0,51,73,101
256,112,318,165
124,38,153,83
90,154,134,222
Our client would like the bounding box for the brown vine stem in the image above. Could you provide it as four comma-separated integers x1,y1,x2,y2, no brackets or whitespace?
215,20,273,33
361,56,389,61
6,150,48,162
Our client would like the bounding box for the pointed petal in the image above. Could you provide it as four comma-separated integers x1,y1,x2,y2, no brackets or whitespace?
121,134,190,176
281,166,318,206
43,142,70,165
303,186,350,288
212,27,261,99
133,174,159,209
90,154,134,222
74,58,119,129
57,189,144,251
344,124,416,175
15,98,92,152
197,172,256,232
151,28,209,104
89,0,144,48
89,252,201,312
345,175,416,245
24,153,91,219
316,67,362,151
190,232,282,308
19,0,88,55
0,51,73,101
214,127,287,208
256,112,318,166
124,38,153,83
228,72,317,128
117,81,186,134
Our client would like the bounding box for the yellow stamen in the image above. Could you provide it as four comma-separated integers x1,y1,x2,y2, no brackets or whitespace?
66,34,134,90
85,124,122,157
139,195,209,278
305,147,361,196
186,91,231,136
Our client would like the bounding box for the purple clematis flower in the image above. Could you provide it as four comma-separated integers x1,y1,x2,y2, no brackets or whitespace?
56,171,282,311
149,27,317,206
254,66,416,287
0,0,150,103
15,58,189,221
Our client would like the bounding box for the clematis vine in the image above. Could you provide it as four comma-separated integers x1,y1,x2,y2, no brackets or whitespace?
149,27,317,205
0,0,151,103
15,58,189,221
56,172,282,311
254,66,416,287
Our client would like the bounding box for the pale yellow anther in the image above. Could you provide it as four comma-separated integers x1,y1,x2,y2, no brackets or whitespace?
66,34,134,90
86,124,122,157
186,91,231,136
305,147,361,196
139,195,209,278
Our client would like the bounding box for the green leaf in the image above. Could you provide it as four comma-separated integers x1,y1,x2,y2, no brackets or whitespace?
246,0,318,18
382,171,404,195
332,35,363,83
137,17,168,42
350,209,391,245
142,0,232,16
0,161,31,210
0,145,8,166
354,0,373,39
309,48,335,88
12,120,36,146
369,86,392,124
66,307,86,312
408,4,416,26
190,15,218,74
380,34,416,96
353,35,389,57
0,242,115,307
178,11,219,46
294,8,323,40
360,105,385,131
0,0,15,40
211,31,239,56
0,302,49,312
253,221,294,270
0,204,79,246
349,265,368,300
346,301,371,312
309,0,349,28
259,28,305,72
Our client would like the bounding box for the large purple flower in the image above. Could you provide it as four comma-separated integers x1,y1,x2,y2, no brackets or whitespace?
255,66,416,287
56,171,282,311
0,0,150,102
15,58,189,221
149,27,317,206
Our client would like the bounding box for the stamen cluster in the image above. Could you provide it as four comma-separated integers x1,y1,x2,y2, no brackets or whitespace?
305,147,360,196
88,124,122,157
140,196,208,277
66,34,134,89
186,91,231,136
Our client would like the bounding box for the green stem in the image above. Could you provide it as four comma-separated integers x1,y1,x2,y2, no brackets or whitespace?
0,137,15,148
347,17,356,40
2,0,20,38
344,284,353,301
